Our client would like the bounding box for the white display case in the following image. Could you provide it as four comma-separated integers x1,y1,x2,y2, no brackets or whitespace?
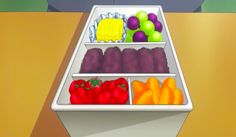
52,5,192,137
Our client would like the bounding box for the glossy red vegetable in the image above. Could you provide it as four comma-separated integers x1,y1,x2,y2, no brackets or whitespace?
102,80,116,91
115,78,128,91
112,86,129,104
84,79,103,103
70,87,92,104
69,78,129,104
84,79,102,90
97,91,112,104
69,80,86,94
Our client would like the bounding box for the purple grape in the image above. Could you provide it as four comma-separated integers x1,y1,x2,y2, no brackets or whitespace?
151,47,169,73
153,20,163,32
138,48,155,73
133,31,147,42
148,13,158,23
80,48,103,73
102,47,122,73
127,16,140,30
122,48,140,73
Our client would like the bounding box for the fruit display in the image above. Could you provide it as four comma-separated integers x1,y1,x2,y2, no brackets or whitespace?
126,11,163,42
96,18,124,42
132,77,184,105
80,47,169,73
69,78,129,104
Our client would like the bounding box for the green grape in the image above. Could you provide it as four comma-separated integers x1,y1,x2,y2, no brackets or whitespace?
127,29,138,36
135,11,148,23
125,35,132,42
148,31,162,42
140,21,155,36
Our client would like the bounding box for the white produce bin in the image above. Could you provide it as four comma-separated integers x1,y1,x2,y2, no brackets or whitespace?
52,5,192,137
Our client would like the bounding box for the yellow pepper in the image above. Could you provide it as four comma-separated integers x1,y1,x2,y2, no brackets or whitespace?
162,77,176,92
159,86,174,104
173,88,184,104
132,80,146,104
136,89,153,105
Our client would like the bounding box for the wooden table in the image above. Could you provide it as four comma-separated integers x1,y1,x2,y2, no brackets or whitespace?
0,13,236,137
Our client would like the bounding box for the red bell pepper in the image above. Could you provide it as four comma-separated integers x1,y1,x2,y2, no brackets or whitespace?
114,78,128,91
70,87,92,104
84,79,103,103
70,78,129,104
111,86,129,104
97,90,112,104
117,89,129,104
69,79,86,94
102,80,116,91
84,79,102,90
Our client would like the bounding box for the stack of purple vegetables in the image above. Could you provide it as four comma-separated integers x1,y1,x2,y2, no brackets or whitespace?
80,47,169,73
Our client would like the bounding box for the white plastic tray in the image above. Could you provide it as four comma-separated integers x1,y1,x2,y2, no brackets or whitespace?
51,5,192,137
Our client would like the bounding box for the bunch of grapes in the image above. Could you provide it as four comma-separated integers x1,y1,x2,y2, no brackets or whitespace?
126,11,163,43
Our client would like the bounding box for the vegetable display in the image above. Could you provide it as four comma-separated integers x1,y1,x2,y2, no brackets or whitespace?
80,48,103,73
80,47,169,73
132,77,184,105
69,78,129,104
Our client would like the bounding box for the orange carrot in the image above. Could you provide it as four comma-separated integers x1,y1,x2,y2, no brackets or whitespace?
159,86,174,104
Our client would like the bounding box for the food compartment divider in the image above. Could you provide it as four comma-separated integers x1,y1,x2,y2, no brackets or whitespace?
127,77,133,105
85,42,166,51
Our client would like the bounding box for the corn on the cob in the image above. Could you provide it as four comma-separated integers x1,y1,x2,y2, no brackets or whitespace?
96,18,123,42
